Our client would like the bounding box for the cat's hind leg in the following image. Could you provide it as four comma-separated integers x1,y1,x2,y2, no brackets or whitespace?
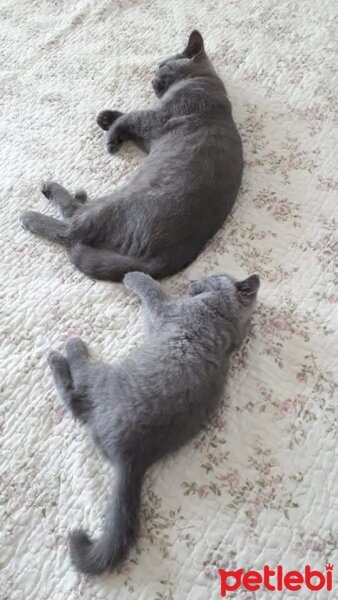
65,337,89,387
48,350,88,422
20,211,71,244
41,181,87,218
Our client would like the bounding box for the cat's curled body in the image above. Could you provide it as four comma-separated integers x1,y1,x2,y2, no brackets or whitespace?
48,271,260,575
21,31,243,281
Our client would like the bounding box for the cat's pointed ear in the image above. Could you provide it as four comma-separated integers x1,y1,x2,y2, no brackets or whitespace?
184,30,205,59
236,274,260,300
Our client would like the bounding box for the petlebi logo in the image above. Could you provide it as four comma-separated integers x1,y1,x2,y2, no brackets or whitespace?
218,564,334,596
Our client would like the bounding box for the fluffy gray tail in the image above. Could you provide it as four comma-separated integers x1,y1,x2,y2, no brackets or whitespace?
69,244,165,282
69,461,143,575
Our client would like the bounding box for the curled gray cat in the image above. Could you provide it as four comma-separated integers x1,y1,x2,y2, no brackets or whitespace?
21,31,243,282
48,271,260,574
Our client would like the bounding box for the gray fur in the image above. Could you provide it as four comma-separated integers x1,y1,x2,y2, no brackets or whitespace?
48,271,260,575
21,31,243,281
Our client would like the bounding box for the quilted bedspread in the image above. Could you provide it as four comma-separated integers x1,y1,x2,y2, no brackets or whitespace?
1,0,337,598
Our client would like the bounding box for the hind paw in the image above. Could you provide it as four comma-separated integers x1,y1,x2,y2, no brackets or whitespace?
41,180,61,200
47,350,70,371
47,350,64,367
66,337,89,360
20,211,42,233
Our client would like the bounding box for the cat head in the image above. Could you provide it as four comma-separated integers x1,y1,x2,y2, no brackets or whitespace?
188,273,260,321
152,30,214,98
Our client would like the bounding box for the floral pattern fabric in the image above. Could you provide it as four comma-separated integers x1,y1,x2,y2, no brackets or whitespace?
2,0,337,598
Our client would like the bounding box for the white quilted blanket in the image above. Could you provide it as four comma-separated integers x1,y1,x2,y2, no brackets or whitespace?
2,1,337,598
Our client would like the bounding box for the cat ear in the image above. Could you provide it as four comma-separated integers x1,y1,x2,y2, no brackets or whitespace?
236,274,260,299
184,30,205,59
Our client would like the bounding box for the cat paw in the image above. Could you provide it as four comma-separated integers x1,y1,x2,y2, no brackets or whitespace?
20,211,41,233
66,337,89,359
41,180,62,200
124,271,152,290
96,109,123,131
47,350,64,369
48,351,73,384
41,181,53,199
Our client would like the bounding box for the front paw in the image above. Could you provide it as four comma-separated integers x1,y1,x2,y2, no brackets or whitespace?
124,271,153,291
47,350,65,370
20,211,41,234
96,109,123,131
65,337,88,360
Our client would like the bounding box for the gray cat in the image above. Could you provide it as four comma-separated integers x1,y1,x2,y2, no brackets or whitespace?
47,270,260,574
20,31,243,281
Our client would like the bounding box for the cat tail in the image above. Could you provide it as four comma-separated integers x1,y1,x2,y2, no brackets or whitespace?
69,243,165,281
69,459,143,575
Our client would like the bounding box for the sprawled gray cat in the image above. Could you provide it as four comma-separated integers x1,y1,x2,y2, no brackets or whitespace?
20,31,243,281
48,271,260,574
